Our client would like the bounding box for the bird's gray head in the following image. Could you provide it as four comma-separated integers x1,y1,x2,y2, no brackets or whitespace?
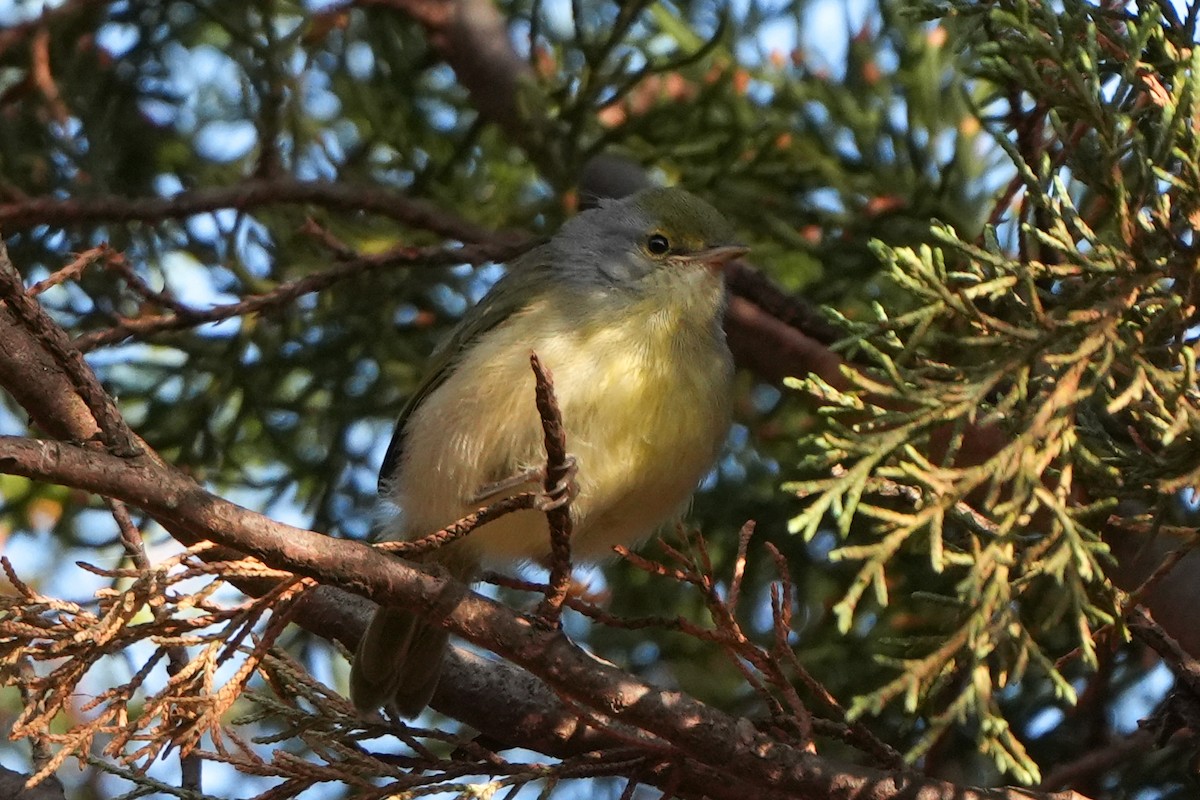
550,187,746,288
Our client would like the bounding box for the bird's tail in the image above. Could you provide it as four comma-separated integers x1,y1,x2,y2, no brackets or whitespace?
350,605,450,718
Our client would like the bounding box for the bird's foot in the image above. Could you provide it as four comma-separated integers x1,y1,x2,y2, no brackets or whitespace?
469,454,579,511
535,454,578,512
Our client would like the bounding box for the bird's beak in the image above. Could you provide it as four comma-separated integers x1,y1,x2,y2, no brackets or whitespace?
686,245,750,271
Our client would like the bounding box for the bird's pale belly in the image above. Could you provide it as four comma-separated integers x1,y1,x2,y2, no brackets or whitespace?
386,302,733,568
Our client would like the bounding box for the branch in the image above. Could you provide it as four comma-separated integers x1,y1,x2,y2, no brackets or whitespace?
1128,606,1200,697
0,434,1089,800
725,294,850,391
283,586,791,800
0,241,140,455
0,0,111,59
0,766,65,800
0,178,509,244
72,238,527,352
360,0,553,174
1036,730,1154,793
0,305,99,442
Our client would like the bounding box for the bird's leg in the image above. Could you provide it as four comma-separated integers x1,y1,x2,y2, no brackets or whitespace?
469,455,579,510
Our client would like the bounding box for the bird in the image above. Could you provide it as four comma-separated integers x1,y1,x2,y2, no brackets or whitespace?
349,186,746,717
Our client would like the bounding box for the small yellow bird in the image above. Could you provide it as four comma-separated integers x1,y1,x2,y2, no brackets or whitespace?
350,186,745,716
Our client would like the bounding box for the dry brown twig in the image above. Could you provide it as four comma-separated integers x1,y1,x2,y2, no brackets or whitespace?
531,352,576,625
106,498,203,792
26,244,113,296
610,525,905,769
0,544,314,789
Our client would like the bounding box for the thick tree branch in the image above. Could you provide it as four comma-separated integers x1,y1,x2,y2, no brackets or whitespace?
253,583,798,800
725,295,849,390
0,243,138,454
0,306,99,443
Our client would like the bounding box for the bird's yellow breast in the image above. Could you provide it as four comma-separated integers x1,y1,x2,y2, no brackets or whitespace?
386,270,733,567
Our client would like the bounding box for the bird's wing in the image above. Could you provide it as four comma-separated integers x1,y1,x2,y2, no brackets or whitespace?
377,247,553,494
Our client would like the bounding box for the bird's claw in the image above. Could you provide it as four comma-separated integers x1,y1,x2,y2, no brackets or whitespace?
535,454,578,512
470,465,543,505
469,454,578,511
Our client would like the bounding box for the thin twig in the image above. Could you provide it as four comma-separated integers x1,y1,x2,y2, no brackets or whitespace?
1036,729,1154,792
27,245,112,296
298,216,357,260
531,353,574,624
376,492,541,556
72,239,526,352
104,252,198,316
1056,531,1198,671
726,520,755,613
1128,606,1200,696
30,26,70,126
0,178,520,245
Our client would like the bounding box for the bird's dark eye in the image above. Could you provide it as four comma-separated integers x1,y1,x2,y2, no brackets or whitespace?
647,233,670,255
